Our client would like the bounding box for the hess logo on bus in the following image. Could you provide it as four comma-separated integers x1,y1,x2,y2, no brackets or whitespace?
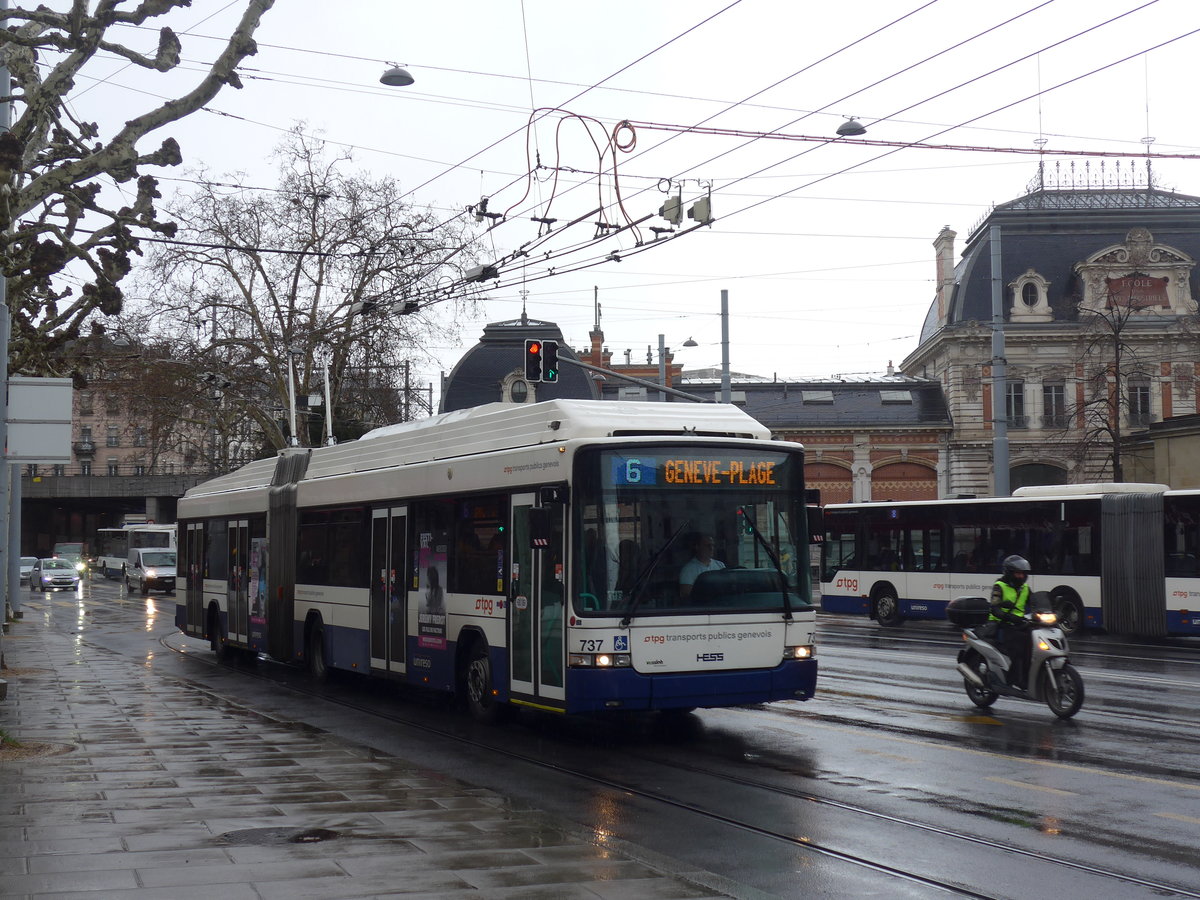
835,577,858,593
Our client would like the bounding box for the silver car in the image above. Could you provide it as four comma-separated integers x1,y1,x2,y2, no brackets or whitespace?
19,556,37,585
30,558,82,591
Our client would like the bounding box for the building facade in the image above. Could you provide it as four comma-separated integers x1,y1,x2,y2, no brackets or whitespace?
903,164,1200,496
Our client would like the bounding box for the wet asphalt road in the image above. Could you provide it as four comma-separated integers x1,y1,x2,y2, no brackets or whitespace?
6,577,1200,898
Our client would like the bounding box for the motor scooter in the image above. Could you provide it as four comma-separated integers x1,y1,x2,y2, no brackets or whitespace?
949,591,1084,719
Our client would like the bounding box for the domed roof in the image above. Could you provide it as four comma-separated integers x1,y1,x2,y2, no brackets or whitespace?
439,317,598,413
918,185,1200,347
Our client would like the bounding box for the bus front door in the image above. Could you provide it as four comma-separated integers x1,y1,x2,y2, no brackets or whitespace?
508,495,566,707
369,507,408,673
227,519,250,644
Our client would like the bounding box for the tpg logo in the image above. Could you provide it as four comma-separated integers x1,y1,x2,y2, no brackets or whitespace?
697,652,725,663
835,577,859,593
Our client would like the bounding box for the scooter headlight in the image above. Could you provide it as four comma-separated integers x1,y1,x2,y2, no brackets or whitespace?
1035,611,1057,625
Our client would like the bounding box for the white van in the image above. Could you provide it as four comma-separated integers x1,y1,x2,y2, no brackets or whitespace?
127,548,177,594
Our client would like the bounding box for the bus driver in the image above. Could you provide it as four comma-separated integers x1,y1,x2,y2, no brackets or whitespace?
679,533,724,600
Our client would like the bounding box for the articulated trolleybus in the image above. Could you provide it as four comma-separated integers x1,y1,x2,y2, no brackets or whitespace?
821,482,1200,638
175,400,818,718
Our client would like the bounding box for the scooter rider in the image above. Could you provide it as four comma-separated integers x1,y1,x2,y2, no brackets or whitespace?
989,555,1033,688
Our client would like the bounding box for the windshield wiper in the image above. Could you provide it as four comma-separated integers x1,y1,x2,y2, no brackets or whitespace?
737,506,793,622
620,520,690,628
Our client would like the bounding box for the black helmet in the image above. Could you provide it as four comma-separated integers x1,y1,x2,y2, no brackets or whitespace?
1002,555,1031,579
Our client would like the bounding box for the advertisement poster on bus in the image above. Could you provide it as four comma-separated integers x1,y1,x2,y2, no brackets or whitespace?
248,538,267,645
418,533,447,650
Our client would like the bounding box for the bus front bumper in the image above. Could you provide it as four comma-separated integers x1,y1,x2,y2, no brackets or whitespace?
564,658,818,714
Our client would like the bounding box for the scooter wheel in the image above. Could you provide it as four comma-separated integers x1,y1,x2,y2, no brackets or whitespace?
1042,662,1084,719
964,678,999,709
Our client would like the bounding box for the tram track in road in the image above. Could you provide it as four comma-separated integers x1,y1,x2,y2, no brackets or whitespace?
157,630,1200,900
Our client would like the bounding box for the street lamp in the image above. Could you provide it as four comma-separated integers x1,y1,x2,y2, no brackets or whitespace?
380,64,415,87
836,117,867,137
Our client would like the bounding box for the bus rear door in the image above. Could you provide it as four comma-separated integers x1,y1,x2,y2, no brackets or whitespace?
227,519,250,645
369,506,408,673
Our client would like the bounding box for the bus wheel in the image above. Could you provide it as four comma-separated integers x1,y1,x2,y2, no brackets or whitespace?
874,591,903,627
465,644,504,723
208,608,230,661
307,625,328,681
1053,594,1083,636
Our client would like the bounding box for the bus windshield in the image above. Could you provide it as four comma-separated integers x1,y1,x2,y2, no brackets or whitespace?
573,446,812,617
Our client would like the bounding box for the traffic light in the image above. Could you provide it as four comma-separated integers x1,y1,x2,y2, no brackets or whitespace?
542,340,559,382
524,339,543,382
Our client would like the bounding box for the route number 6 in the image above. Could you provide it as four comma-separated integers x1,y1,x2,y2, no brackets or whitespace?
625,458,642,483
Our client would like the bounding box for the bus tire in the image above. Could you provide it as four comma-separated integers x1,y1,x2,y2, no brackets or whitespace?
464,642,505,723
1052,592,1084,636
306,622,328,681
208,607,230,661
873,588,904,627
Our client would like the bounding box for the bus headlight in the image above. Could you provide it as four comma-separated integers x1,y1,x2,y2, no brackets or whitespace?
783,645,815,660
568,653,632,668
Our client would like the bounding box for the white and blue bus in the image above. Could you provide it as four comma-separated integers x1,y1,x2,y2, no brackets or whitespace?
820,483,1200,638
95,523,178,579
174,400,819,718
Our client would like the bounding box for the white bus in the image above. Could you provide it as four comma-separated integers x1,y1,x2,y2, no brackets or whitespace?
95,524,178,579
174,400,819,718
820,483,1200,638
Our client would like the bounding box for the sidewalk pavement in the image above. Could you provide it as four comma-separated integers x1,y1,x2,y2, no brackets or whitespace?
0,604,730,899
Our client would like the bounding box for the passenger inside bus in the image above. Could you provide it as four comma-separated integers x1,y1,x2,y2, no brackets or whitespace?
679,533,725,600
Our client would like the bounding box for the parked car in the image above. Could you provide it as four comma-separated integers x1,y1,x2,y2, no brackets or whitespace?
126,548,176,595
30,558,82,591
19,557,37,584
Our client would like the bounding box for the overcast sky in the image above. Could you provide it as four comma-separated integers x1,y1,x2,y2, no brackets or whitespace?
70,0,1200,393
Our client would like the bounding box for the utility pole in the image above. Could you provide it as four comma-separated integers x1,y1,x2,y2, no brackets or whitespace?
0,0,13,632
720,289,731,404
989,224,1010,496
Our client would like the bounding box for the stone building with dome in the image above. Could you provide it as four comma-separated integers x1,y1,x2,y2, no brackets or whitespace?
902,163,1200,496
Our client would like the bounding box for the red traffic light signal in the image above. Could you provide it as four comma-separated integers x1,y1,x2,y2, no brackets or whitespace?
524,339,543,382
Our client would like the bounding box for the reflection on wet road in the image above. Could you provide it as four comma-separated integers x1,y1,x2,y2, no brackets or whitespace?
18,579,1200,898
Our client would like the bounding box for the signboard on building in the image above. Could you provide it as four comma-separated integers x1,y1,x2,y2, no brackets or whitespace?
6,376,72,463
1105,274,1169,308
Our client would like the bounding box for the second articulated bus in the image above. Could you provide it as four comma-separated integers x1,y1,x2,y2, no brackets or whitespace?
820,483,1200,638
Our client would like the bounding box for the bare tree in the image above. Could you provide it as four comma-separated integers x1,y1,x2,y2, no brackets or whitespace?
1062,285,1169,481
0,0,274,376
123,128,480,453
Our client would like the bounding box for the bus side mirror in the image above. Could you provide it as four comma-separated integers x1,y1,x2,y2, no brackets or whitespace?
806,505,824,544
529,507,551,550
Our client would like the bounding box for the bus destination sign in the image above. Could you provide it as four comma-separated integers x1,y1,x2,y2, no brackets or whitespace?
611,455,780,487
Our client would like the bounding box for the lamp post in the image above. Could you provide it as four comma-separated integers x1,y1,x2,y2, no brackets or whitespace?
286,346,301,447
